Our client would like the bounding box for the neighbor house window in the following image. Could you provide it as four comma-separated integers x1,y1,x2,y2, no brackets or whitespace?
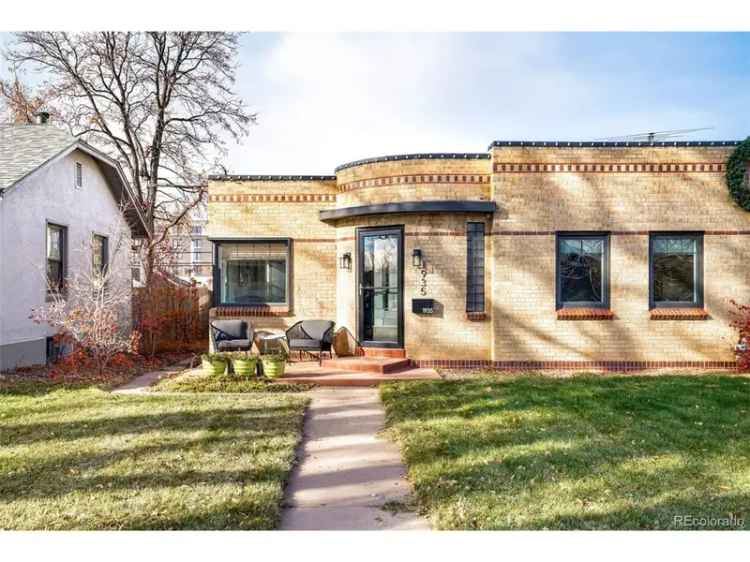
191,239,201,264
217,240,289,305
92,234,108,277
75,162,83,188
649,233,703,308
46,223,66,294
466,222,485,313
556,233,609,308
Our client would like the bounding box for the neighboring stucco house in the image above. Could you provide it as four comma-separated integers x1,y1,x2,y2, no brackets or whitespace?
207,139,750,370
0,119,148,371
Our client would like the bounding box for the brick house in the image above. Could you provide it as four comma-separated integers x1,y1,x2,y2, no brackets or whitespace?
207,140,750,370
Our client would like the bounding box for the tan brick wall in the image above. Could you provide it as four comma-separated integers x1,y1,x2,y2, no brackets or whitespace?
206,146,750,365
336,158,491,207
490,145,750,362
334,213,492,360
208,178,338,336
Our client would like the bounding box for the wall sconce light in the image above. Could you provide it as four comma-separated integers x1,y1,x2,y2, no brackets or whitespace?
412,248,423,268
339,252,352,270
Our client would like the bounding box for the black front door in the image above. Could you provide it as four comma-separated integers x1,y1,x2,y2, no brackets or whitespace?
358,226,403,348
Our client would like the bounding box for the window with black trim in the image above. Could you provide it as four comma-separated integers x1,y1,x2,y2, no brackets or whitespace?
466,222,485,313
556,233,609,308
217,240,290,305
649,233,703,308
92,234,108,277
46,223,66,295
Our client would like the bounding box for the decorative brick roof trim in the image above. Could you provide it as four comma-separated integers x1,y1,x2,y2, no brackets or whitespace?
557,308,615,320
208,175,336,181
209,193,336,203
211,306,292,318
488,140,741,149
339,173,490,192
649,308,710,320
466,312,488,321
335,153,490,172
494,162,727,174
410,359,736,371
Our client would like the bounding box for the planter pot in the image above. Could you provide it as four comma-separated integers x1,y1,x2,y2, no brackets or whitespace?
202,358,228,376
233,358,258,377
261,357,286,379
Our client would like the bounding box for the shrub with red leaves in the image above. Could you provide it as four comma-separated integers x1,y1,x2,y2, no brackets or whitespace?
729,299,750,372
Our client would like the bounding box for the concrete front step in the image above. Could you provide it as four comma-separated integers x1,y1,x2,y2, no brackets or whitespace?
275,360,440,387
321,357,411,374
361,347,407,359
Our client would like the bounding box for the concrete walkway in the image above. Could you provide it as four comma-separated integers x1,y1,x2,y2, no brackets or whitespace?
281,387,430,530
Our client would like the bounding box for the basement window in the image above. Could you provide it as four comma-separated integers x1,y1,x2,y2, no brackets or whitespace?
556,233,610,309
217,240,290,306
649,233,703,308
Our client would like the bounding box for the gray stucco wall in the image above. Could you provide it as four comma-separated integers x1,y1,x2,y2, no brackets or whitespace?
0,148,133,372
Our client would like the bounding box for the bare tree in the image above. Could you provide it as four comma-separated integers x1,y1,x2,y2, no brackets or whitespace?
7,32,254,281
30,222,134,376
0,72,52,123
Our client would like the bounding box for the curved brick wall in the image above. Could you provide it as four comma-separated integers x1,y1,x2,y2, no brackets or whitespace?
335,155,492,207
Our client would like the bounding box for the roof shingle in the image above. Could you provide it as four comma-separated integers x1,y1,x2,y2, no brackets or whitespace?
0,123,77,190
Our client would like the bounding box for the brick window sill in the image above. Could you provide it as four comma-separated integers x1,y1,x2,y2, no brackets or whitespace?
466,312,488,321
212,305,292,318
556,308,615,320
649,308,709,320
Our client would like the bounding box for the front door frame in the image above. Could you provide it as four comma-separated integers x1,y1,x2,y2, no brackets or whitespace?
356,225,404,348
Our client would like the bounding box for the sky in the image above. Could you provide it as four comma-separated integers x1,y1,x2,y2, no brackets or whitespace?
2,32,749,174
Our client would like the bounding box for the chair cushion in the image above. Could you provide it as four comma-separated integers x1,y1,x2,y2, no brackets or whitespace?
288,338,323,350
299,320,335,342
216,339,252,351
212,320,247,341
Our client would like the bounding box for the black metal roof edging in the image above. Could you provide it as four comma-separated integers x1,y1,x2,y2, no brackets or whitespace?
487,140,742,150
208,175,336,181
334,153,491,173
319,200,496,222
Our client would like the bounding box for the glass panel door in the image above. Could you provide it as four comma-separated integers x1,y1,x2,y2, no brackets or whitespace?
358,227,403,347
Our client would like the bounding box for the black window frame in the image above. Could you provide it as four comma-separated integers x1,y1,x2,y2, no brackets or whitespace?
555,232,610,309
46,222,67,297
466,221,486,313
212,238,292,307
92,233,109,277
649,232,704,309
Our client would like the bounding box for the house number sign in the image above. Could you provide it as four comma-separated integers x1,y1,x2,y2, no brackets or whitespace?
419,268,428,296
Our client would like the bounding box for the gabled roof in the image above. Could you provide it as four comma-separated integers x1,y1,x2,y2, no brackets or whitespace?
0,123,149,237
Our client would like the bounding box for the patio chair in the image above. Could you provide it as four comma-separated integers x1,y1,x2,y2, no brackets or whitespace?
210,319,255,352
285,319,335,365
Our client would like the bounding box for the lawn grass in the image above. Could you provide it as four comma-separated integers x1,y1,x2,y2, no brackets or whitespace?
381,374,750,530
152,370,313,394
0,385,308,529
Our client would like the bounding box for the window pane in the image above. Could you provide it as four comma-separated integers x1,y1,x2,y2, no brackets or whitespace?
653,237,696,303
466,223,485,312
559,237,604,304
92,235,106,274
47,226,61,260
47,260,62,289
219,242,288,304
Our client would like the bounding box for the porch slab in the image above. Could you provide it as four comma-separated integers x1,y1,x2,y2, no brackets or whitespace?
278,361,440,387
321,356,410,374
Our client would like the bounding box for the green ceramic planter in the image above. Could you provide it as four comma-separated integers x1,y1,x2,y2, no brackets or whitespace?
202,358,227,376
261,357,286,379
232,357,258,377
